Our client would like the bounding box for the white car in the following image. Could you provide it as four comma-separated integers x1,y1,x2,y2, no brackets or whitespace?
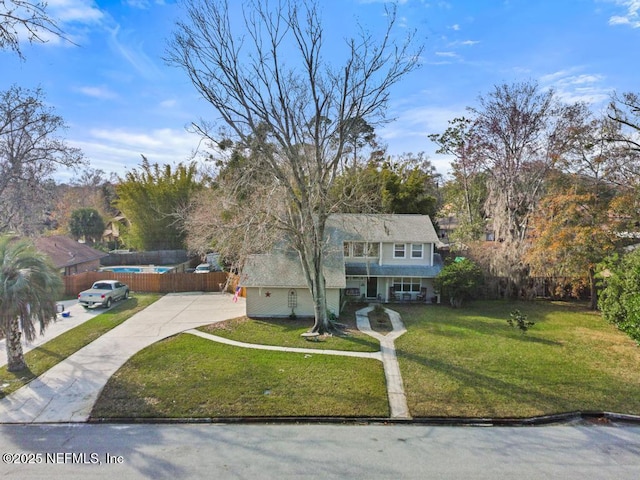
194,263,212,273
78,280,129,308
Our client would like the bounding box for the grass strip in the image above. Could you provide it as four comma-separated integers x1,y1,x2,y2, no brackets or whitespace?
394,301,640,418
0,294,161,398
199,314,380,353
92,333,389,418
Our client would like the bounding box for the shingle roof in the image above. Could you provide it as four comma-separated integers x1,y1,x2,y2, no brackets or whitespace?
327,214,443,246
241,249,346,289
34,236,108,269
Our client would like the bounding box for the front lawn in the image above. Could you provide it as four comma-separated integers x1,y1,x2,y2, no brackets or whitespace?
91,333,389,418
199,307,380,353
394,301,640,418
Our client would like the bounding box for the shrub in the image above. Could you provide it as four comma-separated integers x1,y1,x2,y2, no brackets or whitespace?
599,251,640,344
436,258,483,308
507,309,535,334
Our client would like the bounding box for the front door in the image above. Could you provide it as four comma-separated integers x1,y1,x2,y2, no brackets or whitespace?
366,277,378,298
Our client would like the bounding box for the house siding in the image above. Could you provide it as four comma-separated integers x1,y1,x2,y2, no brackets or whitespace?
381,242,433,266
246,287,341,318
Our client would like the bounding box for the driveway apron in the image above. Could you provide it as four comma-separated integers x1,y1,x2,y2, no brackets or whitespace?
0,293,246,423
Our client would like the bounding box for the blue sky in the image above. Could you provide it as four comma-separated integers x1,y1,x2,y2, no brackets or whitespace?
2,0,639,181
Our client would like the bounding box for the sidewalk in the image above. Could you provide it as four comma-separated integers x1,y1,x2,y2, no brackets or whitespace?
0,293,246,423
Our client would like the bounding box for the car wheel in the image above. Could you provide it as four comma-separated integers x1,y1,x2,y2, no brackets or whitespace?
124,290,129,300
106,298,112,308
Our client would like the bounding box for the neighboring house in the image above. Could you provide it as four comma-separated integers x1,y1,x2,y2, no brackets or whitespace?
34,235,108,276
242,214,444,318
102,213,129,248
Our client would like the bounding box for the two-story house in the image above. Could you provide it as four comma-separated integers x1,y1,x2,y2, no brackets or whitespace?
241,214,443,318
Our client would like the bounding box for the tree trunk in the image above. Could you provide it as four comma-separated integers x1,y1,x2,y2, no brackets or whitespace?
6,318,27,372
310,265,330,334
588,266,598,311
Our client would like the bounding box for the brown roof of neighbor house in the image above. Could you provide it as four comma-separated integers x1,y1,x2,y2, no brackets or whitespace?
33,235,108,269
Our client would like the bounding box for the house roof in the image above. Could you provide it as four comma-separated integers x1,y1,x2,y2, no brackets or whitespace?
241,250,346,289
34,235,108,269
327,214,444,246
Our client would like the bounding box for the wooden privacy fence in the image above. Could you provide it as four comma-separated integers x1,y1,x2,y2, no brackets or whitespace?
64,271,230,297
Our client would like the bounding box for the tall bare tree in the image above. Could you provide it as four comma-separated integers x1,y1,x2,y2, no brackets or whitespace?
0,85,84,235
168,0,420,333
465,81,575,296
0,0,67,59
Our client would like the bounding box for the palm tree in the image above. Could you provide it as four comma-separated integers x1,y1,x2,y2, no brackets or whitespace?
0,236,63,372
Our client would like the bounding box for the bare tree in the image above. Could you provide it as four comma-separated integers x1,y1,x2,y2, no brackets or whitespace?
168,0,420,333
607,91,640,184
0,0,67,59
0,85,84,235
466,81,574,296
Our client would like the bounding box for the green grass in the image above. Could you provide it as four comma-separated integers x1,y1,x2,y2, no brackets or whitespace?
91,333,389,418
0,294,161,398
394,300,640,418
199,308,380,353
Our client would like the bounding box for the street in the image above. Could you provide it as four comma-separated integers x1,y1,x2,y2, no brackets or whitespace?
0,423,638,479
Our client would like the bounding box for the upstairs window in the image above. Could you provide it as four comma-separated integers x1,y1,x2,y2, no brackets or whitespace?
411,244,424,259
353,242,366,257
394,243,406,258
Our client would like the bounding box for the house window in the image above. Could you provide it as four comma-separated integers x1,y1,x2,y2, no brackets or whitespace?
353,242,366,257
392,278,421,292
394,243,406,258
411,244,424,259
367,243,379,257
344,242,351,257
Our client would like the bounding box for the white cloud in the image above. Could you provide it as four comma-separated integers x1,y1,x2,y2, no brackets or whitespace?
435,51,458,57
378,103,468,175
456,40,480,46
64,127,210,178
48,0,104,24
539,69,610,104
607,0,640,27
159,99,178,108
76,85,118,99
107,25,164,80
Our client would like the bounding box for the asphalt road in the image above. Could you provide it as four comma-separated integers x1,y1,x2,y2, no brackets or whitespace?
0,423,638,479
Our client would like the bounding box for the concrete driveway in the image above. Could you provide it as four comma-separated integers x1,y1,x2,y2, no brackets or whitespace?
0,293,246,423
0,300,105,368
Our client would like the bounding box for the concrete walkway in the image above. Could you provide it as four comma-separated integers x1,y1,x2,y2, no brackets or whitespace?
355,306,411,419
0,293,246,423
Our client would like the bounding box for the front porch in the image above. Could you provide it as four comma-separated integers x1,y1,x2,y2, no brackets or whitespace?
343,276,441,304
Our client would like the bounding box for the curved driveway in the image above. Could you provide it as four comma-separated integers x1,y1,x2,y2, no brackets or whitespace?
0,293,246,423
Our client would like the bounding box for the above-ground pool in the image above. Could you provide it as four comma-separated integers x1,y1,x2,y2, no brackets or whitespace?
100,266,175,274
